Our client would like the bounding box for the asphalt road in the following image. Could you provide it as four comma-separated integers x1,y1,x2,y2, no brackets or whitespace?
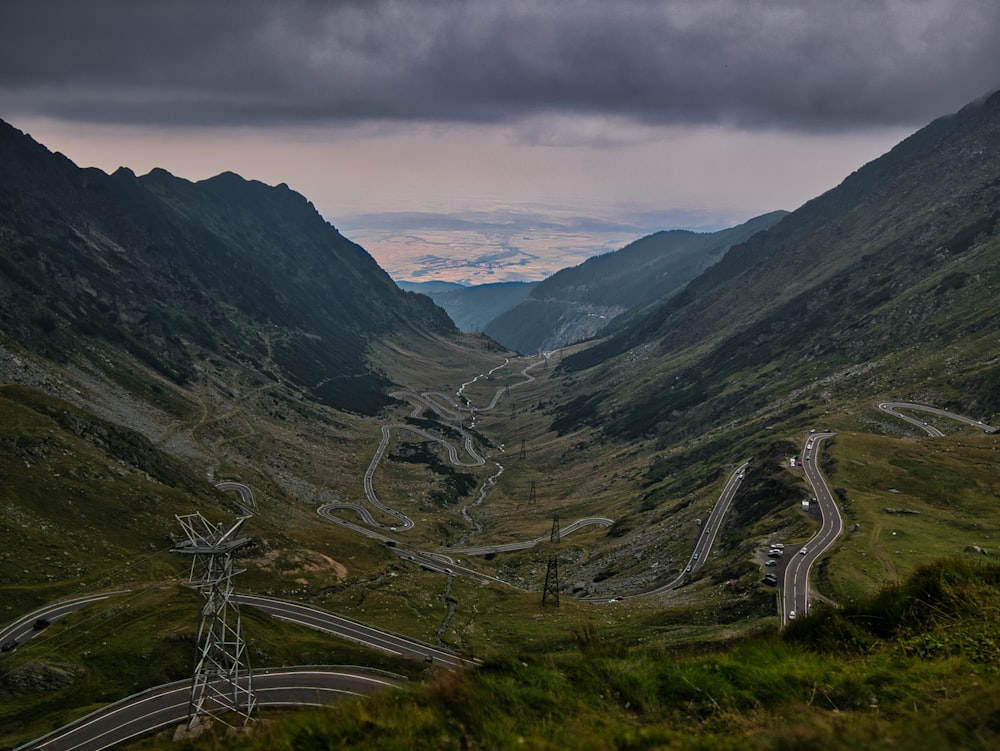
215,481,257,514
782,433,841,623
0,592,125,654
234,593,476,670
9,589,468,750
17,667,401,751
447,516,614,556
631,461,749,598
878,401,996,436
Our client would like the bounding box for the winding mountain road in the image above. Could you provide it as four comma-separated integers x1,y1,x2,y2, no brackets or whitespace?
633,461,749,598
782,432,841,623
0,592,127,654
235,594,475,669
16,667,401,751
780,401,996,623
447,516,615,557
7,587,471,751
317,355,616,580
878,401,996,436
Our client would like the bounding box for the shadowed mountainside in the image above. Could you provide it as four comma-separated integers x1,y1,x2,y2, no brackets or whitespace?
396,280,538,332
554,90,1000,440
483,211,787,353
0,120,456,414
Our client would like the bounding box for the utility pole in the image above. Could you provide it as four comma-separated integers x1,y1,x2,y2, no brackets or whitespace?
172,513,256,732
519,439,526,460
528,479,536,506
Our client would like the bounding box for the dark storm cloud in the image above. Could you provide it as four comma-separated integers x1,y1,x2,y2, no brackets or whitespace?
3,0,999,131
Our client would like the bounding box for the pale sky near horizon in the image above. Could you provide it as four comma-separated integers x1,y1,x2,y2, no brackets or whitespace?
3,1,998,285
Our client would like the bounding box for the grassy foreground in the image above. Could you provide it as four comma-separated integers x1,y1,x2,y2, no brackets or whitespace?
152,557,1000,751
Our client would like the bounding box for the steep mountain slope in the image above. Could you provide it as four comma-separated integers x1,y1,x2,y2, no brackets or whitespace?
0,120,456,414
6,92,1000,751
555,90,1000,439
484,212,786,353
397,280,538,331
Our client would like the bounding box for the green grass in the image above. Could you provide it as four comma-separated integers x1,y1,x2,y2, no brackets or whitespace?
0,584,426,750
154,558,1000,751
816,430,1000,601
8,307,1000,750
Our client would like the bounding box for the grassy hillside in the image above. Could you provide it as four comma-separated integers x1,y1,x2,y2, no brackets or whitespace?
153,557,1000,750
3,92,1000,751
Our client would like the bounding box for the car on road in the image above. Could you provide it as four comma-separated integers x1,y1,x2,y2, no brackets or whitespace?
693,553,699,560
1,638,18,652
800,547,808,555
33,617,51,630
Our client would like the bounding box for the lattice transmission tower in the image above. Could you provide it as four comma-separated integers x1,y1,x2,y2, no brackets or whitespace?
541,515,561,607
172,513,256,730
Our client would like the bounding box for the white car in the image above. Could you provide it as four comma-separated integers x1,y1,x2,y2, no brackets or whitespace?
800,547,808,555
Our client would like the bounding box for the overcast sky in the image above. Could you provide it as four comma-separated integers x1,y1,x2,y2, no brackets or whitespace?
3,1,998,283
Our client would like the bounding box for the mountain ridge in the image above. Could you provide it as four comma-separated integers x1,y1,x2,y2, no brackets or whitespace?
556,89,1000,439
0,119,457,414
483,211,787,353
4,88,1000,751
397,279,538,332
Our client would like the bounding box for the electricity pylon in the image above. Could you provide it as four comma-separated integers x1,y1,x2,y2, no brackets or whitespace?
542,515,561,607
172,513,256,730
